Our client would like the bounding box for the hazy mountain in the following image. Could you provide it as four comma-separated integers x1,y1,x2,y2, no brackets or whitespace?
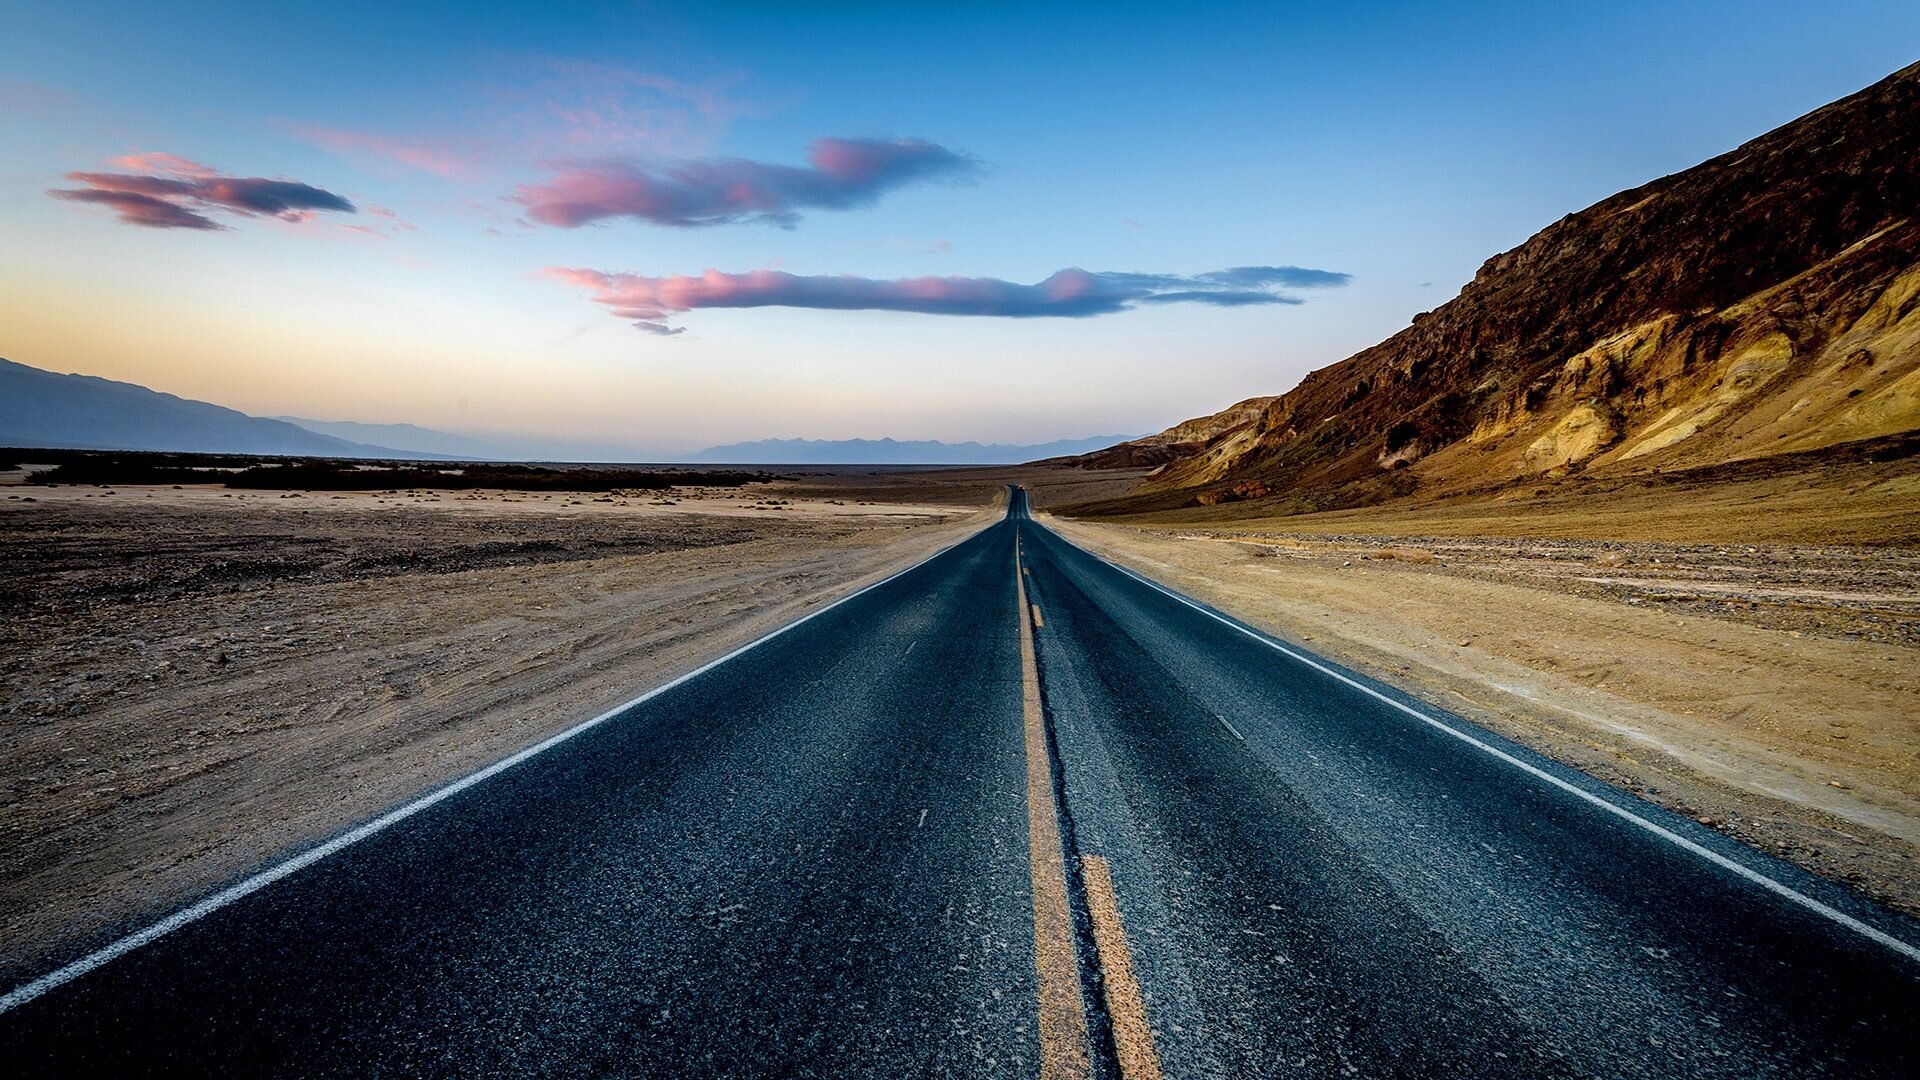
689,435,1138,465
0,357,1133,466
1074,61,1920,510
0,358,409,457
275,417,499,460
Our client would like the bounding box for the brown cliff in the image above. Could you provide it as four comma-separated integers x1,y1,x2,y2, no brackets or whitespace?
1078,61,1920,515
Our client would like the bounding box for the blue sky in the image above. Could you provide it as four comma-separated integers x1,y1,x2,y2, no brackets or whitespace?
3,2,1916,457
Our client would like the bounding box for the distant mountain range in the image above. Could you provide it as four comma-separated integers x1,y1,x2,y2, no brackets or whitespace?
686,435,1137,465
1,357,1127,465
271,416,499,459
0,358,415,458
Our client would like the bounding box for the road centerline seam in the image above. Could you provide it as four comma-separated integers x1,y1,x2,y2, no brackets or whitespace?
1019,498,1167,1079
1017,531,1095,1079
1080,855,1165,1080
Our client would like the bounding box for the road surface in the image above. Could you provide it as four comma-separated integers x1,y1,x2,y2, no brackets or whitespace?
3,488,1916,1076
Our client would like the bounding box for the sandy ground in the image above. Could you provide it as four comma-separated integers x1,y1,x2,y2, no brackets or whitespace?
1041,513,1920,916
0,481,999,978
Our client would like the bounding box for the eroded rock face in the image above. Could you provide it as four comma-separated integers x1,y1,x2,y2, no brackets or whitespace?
1075,61,1920,507
1066,395,1278,470
1192,480,1275,506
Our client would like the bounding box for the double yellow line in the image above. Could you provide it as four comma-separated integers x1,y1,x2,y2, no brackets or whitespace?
1017,535,1162,1080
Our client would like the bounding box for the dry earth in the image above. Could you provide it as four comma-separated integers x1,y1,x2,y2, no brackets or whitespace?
1042,512,1920,918
1059,437,1920,547
8,459,1915,976
0,480,999,978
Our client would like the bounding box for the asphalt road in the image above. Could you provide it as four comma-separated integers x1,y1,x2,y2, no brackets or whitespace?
3,488,1917,1077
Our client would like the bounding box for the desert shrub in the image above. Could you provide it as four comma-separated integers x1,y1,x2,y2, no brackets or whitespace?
225,462,767,492
18,451,772,493
27,460,208,486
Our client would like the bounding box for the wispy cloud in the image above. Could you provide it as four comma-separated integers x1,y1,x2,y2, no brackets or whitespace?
297,127,482,180
544,264,1348,335
339,204,419,240
109,152,215,177
48,153,355,231
293,60,747,183
517,137,981,229
0,78,81,118
507,60,745,157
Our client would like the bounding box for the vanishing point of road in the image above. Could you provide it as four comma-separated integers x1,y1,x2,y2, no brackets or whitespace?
3,489,1917,1077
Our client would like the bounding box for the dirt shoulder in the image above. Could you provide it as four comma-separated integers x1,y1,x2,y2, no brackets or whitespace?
1042,514,1920,918
0,484,999,979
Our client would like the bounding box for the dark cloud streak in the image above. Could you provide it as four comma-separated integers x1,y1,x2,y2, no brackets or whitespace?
47,187,222,230
1197,265,1351,289
546,263,1348,334
1137,289,1300,307
48,155,355,230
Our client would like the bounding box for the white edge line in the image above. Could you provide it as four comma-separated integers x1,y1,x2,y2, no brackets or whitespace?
0,520,996,1015
1033,521,1920,966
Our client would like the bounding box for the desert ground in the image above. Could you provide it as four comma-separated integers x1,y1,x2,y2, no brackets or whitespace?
5,456,1918,979
1031,454,1920,918
0,472,1002,977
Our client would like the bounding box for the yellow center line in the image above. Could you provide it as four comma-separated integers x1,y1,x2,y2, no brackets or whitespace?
1031,603,1045,628
1018,539,1092,1080
1080,855,1164,1080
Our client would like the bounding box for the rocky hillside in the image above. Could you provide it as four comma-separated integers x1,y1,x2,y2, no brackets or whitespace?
1057,396,1277,469
1081,61,1920,512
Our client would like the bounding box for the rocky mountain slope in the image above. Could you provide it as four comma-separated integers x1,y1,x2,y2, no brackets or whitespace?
1079,61,1920,512
1059,396,1277,469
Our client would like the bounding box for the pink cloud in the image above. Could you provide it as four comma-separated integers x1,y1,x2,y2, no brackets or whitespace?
109,152,215,177
544,263,1338,335
48,154,355,230
516,137,981,229
48,187,221,230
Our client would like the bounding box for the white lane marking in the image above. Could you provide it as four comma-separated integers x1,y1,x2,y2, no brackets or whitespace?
1036,525,1920,966
1215,714,1246,742
0,524,998,1016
